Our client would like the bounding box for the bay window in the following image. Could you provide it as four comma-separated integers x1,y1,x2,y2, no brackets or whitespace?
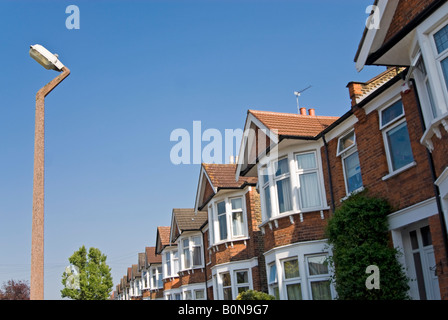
434,23,448,92
181,235,203,270
296,152,322,209
212,196,247,244
217,201,228,241
261,167,272,220
283,258,301,300
306,255,332,300
274,158,293,213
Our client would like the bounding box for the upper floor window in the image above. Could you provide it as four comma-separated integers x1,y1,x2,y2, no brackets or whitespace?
434,23,448,92
380,100,415,173
274,158,293,213
296,152,322,209
258,149,325,222
212,196,247,244
151,266,163,289
164,250,179,277
181,235,203,270
337,130,363,195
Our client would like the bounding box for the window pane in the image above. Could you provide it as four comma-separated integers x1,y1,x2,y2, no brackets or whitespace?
273,286,280,300
386,122,414,171
284,259,300,279
286,283,302,300
310,281,332,300
277,178,292,213
192,246,202,266
221,272,231,287
421,226,432,247
434,24,448,54
269,263,277,284
261,167,270,185
218,214,228,240
338,131,355,154
232,211,244,236
195,290,205,300
307,256,329,276
440,57,448,92
231,198,242,210
299,172,321,209
264,186,272,219
184,291,192,300
238,286,249,294
381,100,404,127
344,151,363,193
223,287,233,300
297,153,317,170
193,236,201,246
425,79,438,118
183,248,190,269
217,201,226,215
166,253,171,275
275,158,290,176
236,271,249,284
183,238,189,248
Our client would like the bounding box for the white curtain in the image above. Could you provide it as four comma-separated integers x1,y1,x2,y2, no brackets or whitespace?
276,178,292,213
299,172,321,209
297,153,316,170
232,211,244,236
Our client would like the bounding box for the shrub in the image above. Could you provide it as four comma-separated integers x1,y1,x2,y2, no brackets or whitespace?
236,290,275,300
325,191,410,300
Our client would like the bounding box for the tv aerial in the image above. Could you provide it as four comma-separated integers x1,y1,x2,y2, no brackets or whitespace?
294,85,312,111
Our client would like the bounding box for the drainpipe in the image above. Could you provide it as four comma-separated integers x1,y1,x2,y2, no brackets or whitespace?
202,229,209,300
410,78,448,262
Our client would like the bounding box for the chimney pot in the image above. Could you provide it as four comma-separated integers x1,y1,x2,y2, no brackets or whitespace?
309,108,316,116
300,107,307,116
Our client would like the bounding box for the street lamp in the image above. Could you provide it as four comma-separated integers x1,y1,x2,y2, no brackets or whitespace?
29,44,70,300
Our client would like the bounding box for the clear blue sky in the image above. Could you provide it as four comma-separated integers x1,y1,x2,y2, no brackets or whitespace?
0,0,381,299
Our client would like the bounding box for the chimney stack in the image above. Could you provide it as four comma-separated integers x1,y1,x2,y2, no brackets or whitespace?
299,107,307,116
308,108,316,116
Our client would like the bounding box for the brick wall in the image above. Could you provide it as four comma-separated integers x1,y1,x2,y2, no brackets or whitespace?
384,0,437,44
262,210,330,253
429,214,448,299
350,85,435,210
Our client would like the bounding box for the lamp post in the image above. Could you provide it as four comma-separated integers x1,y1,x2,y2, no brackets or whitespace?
29,44,70,300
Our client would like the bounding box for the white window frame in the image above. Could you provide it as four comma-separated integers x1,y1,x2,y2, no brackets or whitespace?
337,130,363,196
180,234,204,271
379,98,405,130
267,262,279,299
281,257,302,300
431,21,448,107
305,254,333,300
211,194,249,246
234,269,250,295
336,129,356,156
295,151,323,211
260,166,273,221
163,249,179,279
273,157,293,215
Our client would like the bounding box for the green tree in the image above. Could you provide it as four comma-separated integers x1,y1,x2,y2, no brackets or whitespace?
325,191,410,300
61,245,113,300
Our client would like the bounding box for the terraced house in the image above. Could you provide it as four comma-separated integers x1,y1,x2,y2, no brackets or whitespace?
113,0,448,300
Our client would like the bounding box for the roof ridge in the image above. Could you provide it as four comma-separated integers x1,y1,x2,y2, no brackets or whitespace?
248,109,339,119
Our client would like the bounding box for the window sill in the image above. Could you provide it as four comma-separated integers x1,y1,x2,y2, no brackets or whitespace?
340,186,365,202
209,237,250,250
259,207,330,229
382,161,416,181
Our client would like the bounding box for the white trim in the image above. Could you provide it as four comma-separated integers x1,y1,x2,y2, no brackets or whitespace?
387,197,437,230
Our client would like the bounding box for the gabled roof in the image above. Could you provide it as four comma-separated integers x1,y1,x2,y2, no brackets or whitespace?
195,163,257,211
170,208,208,242
138,252,146,271
236,109,339,179
249,110,338,138
145,246,162,266
132,264,141,279
355,0,446,70
155,226,173,254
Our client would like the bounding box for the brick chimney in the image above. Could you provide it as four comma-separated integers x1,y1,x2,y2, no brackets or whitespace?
347,82,364,106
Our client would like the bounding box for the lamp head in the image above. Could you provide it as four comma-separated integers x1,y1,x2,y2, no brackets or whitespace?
29,44,64,71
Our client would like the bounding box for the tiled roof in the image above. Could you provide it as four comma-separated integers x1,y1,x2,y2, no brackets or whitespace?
132,264,141,278
157,226,171,247
249,110,339,138
203,163,257,189
173,208,208,231
145,246,162,264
